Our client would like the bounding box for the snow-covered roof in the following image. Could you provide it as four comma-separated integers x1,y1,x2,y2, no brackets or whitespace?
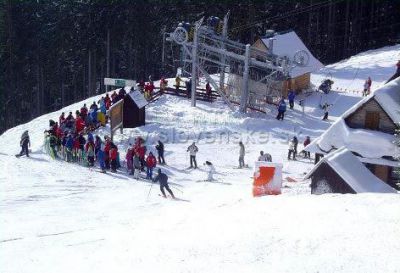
305,77,400,160
305,147,397,193
311,119,397,158
261,31,323,78
373,78,400,124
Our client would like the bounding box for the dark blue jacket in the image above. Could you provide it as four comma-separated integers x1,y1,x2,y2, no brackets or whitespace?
288,91,296,101
153,173,168,186
97,149,105,162
65,136,74,150
90,109,97,123
278,100,287,112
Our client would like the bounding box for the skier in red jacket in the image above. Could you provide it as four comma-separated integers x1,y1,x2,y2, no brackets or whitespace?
109,142,118,172
146,152,157,179
134,139,146,170
59,112,66,125
104,94,111,110
75,116,85,134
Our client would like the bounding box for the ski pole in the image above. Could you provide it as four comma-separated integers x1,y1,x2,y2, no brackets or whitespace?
147,181,154,201
170,185,183,193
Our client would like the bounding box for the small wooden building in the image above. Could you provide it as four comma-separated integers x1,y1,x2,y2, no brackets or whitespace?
345,99,396,134
305,148,397,194
122,89,147,128
252,31,323,97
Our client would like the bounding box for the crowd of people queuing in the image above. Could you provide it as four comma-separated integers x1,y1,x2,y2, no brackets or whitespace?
41,93,173,194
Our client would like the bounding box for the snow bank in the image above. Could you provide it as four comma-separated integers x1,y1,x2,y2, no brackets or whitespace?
312,43,400,91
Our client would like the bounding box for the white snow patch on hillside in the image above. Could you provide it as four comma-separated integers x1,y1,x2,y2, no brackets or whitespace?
312,44,400,92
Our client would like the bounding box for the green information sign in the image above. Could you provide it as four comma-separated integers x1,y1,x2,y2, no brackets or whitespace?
114,79,126,87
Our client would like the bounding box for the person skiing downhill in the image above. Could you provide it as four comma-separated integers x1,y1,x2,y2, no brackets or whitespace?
16,130,30,157
153,169,175,199
187,142,198,168
238,141,245,168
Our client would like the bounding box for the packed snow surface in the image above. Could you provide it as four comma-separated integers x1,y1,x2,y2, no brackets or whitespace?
1,45,400,273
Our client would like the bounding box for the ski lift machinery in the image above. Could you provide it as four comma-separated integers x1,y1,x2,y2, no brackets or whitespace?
167,13,309,114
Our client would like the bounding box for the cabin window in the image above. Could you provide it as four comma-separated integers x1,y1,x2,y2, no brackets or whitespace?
365,111,380,130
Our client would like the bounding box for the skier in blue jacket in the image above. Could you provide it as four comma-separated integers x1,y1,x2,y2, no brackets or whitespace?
288,90,296,109
65,134,74,162
276,98,287,120
153,169,175,198
96,143,106,173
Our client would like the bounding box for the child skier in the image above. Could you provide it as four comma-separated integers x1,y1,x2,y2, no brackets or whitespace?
109,142,118,172
204,161,215,181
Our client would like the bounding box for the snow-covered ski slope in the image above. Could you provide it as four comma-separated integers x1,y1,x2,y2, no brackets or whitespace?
312,44,400,93
1,45,399,273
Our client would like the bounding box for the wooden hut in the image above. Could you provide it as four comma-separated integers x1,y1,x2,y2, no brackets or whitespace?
305,148,397,194
123,89,147,128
